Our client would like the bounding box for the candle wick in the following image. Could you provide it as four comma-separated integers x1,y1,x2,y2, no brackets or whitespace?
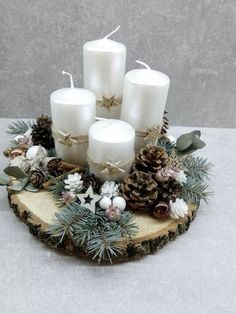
62,71,75,88
103,25,121,39
136,60,151,70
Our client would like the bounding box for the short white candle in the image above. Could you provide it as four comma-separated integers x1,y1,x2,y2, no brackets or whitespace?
88,119,135,181
83,26,126,119
120,61,170,150
50,71,96,167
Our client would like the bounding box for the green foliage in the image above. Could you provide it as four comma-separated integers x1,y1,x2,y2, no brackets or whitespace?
8,177,29,191
176,130,206,155
182,156,213,181
181,178,213,204
4,166,27,179
0,173,11,185
46,202,138,263
7,120,34,135
156,137,176,155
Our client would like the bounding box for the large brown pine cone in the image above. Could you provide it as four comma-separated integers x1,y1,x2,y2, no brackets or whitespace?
28,170,45,189
120,171,158,210
31,115,55,149
133,145,169,176
82,174,102,193
157,179,181,202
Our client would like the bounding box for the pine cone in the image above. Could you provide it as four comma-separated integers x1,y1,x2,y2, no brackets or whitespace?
28,170,45,189
31,115,55,149
120,171,158,210
133,145,168,176
46,158,64,177
161,111,169,135
157,179,181,202
82,174,101,193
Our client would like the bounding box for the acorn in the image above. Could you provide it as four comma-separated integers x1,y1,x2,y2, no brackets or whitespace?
153,202,170,220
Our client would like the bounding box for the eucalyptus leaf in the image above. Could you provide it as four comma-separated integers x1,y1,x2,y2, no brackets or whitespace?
24,183,39,193
8,178,28,191
191,130,201,137
176,133,194,151
4,166,27,179
192,135,206,149
0,173,11,186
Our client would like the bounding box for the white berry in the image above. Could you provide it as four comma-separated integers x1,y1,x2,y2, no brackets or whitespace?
112,196,126,211
99,196,112,210
26,145,48,159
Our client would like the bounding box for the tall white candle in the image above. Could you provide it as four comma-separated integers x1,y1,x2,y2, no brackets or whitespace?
50,71,96,167
83,26,126,119
87,119,135,181
120,61,170,150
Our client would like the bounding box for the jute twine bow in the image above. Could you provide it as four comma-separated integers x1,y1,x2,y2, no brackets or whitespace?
52,128,88,147
87,153,134,179
96,96,122,112
136,121,164,144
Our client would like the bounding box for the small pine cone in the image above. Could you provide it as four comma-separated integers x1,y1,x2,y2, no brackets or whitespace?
105,205,121,222
120,171,158,210
47,158,64,177
157,179,181,202
161,111,169,135
82,174,102,193
28,170,45,189
31,115,55,149
133,145,169,176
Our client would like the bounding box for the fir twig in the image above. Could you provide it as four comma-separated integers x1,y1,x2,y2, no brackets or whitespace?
182,156,213,181
181,179,213,204
46,202,138,263
88,229,123,264
7,120,35,135
156,137,176,154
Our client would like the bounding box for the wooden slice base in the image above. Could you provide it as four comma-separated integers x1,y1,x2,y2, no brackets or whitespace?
8,190,198,263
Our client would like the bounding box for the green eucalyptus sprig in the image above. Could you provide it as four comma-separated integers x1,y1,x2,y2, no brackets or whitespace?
175,130,206,155
0,166,42,192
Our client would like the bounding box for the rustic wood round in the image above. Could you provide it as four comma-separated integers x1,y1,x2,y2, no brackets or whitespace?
8,190,198,263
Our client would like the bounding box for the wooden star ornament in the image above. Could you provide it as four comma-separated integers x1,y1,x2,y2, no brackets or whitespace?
77,186,102,214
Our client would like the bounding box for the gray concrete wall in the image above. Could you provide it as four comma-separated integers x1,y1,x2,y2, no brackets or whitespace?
0,0,235,127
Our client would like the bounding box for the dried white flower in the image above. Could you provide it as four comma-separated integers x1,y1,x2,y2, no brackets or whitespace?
170,198,188,219
64,173,83,193
9,156,31,173
100,181,119,199
174,170,187,186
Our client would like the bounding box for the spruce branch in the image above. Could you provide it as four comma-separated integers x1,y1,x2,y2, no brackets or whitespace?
182,156,213,181
156,137,176,155
7,120,35,135
46,201,138,263
87,229,123,264
181,179,213,204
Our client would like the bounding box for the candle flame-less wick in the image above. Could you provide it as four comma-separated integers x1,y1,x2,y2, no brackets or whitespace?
136,60,151,70
62,71,74,88
104,25,121,39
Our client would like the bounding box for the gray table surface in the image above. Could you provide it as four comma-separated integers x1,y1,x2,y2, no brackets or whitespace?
0,118,235,314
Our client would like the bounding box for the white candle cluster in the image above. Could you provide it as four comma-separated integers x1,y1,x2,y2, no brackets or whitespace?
50,26,170,181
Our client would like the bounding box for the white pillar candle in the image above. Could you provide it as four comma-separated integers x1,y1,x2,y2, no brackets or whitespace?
120,61,170,151
50,71,96,167
87,119,135,182
83,26,126,119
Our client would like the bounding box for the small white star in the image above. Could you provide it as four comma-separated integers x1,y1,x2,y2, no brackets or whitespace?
77,186,102,214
